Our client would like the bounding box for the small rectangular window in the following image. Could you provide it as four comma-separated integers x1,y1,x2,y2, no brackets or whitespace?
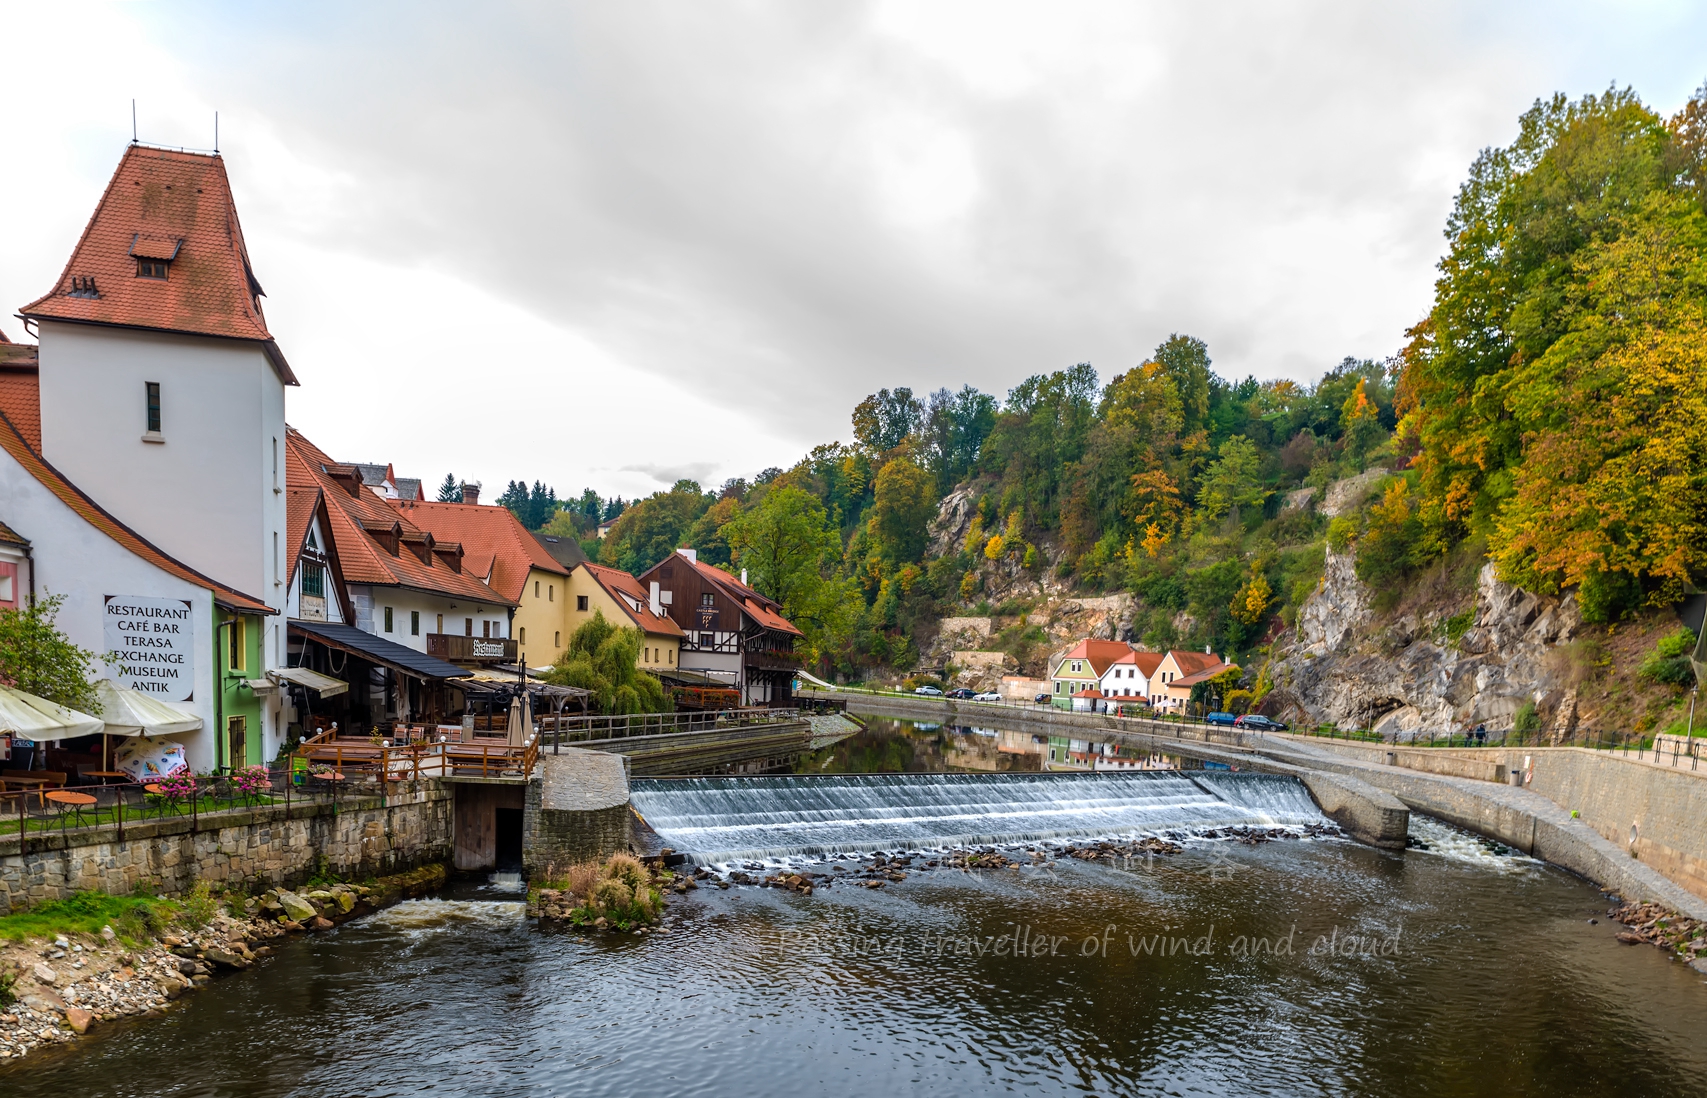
700,632,713,647
465,618,473,636
383,607,394,632
534,580,540,598
520,627,527,644
700,593,714,607
411,610,420,636
668,649,673,664
554,631,561,647
548,585,554,602
227,618,245,672
302,561,325,598
136,258,169,280
482,620,490,639
576,595,588,611
146,382,161,433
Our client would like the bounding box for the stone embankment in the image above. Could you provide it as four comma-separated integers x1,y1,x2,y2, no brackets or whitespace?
0,863,446,1061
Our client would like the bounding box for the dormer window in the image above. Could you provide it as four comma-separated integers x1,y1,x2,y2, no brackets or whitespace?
129,234,181,281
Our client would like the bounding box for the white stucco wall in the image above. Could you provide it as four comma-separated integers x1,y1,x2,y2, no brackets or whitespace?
0,444,227,771
1099,664,1151,699
34,322,287,625
354,585,507,654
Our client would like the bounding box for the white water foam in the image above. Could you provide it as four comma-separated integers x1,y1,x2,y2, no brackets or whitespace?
366,899,527,932
631,771,1329,863
1407,816,1540,875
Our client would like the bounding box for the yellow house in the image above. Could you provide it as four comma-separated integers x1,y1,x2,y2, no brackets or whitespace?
566,562,684,671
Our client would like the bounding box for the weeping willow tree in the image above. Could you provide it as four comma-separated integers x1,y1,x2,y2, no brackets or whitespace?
542,611,670,715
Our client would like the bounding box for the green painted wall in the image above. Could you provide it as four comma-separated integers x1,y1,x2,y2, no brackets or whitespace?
216,609,266,771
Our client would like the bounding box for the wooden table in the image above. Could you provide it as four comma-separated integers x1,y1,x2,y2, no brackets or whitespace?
86,770,128,784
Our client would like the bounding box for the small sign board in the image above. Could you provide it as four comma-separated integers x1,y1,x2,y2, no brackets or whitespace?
105,595,195,701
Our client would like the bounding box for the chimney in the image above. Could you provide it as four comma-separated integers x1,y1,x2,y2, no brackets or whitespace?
740,568,748,587
677,547,697,564
1205,645,1213,656
649,581,662,617
460,483,479,505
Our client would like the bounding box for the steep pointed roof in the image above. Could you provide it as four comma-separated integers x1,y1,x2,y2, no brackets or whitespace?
647,550,801,637
20,145,296,383
1108,649,1165,678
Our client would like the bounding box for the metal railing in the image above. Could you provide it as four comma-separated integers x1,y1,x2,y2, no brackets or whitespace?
541,707,803,749
0,766,409,852
1290,725,1703,769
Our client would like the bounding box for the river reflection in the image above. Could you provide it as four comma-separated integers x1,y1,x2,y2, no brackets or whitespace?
798,716,1190,774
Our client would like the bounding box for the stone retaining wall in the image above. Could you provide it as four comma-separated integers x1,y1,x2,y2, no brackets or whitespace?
1267,736,1707,903
0,785,453,914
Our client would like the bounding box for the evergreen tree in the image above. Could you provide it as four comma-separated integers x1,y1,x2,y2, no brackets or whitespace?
437,474,461,502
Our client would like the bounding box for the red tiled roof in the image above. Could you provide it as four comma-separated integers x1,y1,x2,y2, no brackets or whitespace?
1108,649,1165,678
661,552,802,637
0,410,272,614
285,427,513,606
579,562,685,638
1166,650,1226,679
0,342,40,451
1056,639,1134,677
0,519,28,547
391,498,569,604
285,486,321,583
1172,662,1238,688
19,146,296,383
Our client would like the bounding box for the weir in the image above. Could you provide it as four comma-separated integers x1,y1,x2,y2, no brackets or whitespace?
629,770,1328,863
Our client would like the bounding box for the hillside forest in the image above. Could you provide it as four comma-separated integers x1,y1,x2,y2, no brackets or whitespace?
476,85,1707,704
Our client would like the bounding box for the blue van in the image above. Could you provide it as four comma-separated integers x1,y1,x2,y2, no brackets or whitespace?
1205,712,1237,726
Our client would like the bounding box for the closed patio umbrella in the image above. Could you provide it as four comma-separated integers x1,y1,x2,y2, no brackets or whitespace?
506,692,533,747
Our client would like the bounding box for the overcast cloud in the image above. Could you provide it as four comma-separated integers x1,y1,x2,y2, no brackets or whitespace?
2,1,1704,498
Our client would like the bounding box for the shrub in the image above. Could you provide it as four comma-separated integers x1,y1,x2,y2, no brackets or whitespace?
591,878,633,914
1513,702,1542,734
1326,515,1359,554
1224,689,1254,715
179,881,218,928
1640,628,1697,687
113,903,166,945
603,854,648,895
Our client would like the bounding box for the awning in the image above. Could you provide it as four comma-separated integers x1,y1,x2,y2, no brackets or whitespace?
289,620,472,681
268,665,350,698
95,680,203,737
0,684,104,742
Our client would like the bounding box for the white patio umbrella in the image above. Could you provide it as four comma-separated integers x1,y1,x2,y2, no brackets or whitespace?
0,684,103,743
94,680,203,770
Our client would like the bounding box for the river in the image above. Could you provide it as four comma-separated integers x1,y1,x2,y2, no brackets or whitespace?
7,718,1707,1097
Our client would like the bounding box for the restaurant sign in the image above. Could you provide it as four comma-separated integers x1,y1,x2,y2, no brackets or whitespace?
105,595,195,701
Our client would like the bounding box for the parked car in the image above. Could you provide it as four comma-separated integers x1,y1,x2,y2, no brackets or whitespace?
1205,711,1237,726
914,685,944,696
973,691,1002,702
946,688,977,699
1035,692,1053,704
1234,714,1288,732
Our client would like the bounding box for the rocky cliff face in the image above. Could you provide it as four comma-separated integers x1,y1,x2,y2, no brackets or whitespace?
1270,549,1585,737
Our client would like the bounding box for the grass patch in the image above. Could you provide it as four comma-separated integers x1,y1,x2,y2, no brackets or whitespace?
0,890,179,946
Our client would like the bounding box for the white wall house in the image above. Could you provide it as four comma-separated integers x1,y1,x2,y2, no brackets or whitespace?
1099,650,1161,703
0,419,276,772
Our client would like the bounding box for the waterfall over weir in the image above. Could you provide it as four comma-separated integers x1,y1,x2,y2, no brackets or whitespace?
630,771,1328,863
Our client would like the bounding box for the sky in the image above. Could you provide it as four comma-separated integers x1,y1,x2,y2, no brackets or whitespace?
2,2,1704,502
